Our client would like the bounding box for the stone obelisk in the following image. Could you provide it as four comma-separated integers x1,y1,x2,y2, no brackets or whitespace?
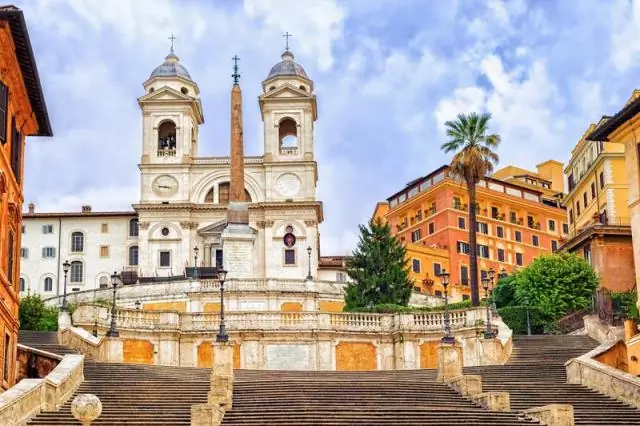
228,55,248,223
222,55,256,279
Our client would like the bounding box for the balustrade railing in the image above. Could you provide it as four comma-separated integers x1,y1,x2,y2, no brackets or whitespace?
74,305,484,334
44,279,348,308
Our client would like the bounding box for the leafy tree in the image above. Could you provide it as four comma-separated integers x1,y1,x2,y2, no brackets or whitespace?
441,112,500,306
492,273,517,308
512,252,598,321
345,218,413,310
19,295,59,331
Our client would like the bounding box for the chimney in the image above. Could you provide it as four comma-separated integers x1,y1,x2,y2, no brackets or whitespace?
28,202,35,214
81,205,92,213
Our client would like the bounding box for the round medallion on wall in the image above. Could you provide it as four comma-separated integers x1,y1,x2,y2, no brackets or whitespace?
161,227,170,236
275,173,301,197
283,232,296,247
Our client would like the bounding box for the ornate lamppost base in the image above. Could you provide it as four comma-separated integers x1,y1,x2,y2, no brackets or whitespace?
484,331,495,339
106,330,119,338
216,333,229,343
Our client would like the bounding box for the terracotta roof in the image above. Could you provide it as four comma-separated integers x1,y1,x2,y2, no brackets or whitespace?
0,6,52,136
23,211,136,219
587,96,640,141
319,256,350,267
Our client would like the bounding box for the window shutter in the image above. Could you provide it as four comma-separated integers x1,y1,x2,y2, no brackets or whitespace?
0,82,7,143
11,118,21,183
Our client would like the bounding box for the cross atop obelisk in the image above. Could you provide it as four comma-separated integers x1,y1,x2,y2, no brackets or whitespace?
232,55,241,85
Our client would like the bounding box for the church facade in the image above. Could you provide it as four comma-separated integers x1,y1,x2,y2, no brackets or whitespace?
20,46,345,297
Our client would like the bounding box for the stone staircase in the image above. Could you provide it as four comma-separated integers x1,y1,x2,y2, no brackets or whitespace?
221,370,539,425
465,335,640,426
28,362,210,425
18,330,79,356
20,332,640,425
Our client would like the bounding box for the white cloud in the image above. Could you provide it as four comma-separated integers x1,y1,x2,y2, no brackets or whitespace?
610,0,640,71
243,0,346,71
16,0,640,256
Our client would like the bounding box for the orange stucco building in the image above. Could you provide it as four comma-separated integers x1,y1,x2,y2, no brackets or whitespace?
374,163,568,302
0,6,52,390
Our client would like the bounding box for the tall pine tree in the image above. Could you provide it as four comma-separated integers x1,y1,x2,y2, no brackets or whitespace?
345,218,413,310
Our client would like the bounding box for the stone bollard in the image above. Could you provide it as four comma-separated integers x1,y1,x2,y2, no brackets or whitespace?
191,342,235,426
524,404,574,426
71,394,102,426
436,341,463,382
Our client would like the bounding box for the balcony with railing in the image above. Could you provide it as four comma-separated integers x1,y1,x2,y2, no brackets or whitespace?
280,146,298,155
157,148,176,157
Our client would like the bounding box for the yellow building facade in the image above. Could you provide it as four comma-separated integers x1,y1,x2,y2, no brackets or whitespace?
586,89,640,375
564,123,629,235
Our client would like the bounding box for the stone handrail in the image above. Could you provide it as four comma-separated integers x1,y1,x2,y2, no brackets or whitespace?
565,340,640,408
73,305,486,334
0,354,84,425
59,325,103,360
44,279,348,307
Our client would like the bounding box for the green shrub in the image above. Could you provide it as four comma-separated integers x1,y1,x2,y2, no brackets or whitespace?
498,305,556,335
611,289,639,321
19,295,59,331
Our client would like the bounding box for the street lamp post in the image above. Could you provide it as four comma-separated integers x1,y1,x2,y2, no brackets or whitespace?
61,260,71,312
524,296,532,336
488,267,497,315
135,300,141,310
216,267,229,343
193,246,200,280
438,269,455,344
482,277,495,339
106,272,120,338
306,246,313,280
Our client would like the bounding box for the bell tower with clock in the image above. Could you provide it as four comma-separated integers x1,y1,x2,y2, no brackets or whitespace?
138,41,204,204
259,45,318,203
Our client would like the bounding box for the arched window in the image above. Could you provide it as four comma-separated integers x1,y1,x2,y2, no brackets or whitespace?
19,278,25,292
217,183,251,204
44,277,53,292
205,188,214,203
129,218,139,237
70,261,83,283
99,276,108,289
158,120,177,150
71,231,84,252
129,245,139,266
278,118,298,148
219,182,230,204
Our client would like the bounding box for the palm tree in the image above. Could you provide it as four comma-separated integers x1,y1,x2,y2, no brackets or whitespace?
441,112,500,306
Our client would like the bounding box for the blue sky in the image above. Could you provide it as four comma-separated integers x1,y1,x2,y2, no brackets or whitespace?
16,0,640,254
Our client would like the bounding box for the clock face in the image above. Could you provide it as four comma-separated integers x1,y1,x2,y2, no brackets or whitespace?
275,173,301,197
152,175,179,196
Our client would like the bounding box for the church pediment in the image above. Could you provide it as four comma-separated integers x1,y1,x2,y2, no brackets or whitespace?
138,86,194,103
197,219,228,235
260,84,313,100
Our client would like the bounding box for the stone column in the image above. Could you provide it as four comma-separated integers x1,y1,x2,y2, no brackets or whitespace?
436,342,463,382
